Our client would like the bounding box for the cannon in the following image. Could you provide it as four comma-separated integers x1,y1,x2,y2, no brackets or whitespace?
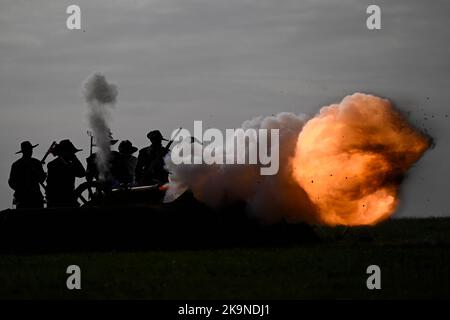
73,181,168,207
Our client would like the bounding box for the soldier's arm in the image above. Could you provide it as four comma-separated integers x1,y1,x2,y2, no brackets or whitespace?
71,156,86,178
37,160,46,183
8,164,17,190
46,162,54,187
135,150,145,181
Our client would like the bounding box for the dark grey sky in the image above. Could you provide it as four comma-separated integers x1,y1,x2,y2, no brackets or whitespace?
0,0,449,217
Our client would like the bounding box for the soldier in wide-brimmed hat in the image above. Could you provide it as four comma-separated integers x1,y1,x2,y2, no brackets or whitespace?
46,139,86,208
146,130,169,143
136,130,170,185
15,141,39,155
116,140,138,185
8,141,46,209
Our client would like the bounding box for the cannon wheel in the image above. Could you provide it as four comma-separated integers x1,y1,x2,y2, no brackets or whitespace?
74,181,108,206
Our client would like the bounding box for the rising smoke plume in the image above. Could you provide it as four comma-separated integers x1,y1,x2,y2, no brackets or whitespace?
83,73,118,180
165,93,431,226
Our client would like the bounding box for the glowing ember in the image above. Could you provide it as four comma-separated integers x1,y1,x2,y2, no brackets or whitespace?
292,93,430,226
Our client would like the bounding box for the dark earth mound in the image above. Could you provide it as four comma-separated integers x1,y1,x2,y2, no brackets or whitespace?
0,192,318,253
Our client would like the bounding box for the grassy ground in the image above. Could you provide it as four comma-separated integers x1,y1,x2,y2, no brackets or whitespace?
1,217,450,299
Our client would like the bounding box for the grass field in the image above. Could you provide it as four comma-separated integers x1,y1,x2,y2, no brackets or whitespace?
1,218,450,299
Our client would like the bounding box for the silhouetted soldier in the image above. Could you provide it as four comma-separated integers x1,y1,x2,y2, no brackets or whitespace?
117,140,138,185
46,140,86,208
136,130,169,185
8,141,46,209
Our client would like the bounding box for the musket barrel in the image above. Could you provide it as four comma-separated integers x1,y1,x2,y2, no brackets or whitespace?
41,141,57,164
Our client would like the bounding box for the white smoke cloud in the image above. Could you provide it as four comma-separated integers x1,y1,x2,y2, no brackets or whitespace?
164,112,318,223
165,93,431,225
83,73,118,180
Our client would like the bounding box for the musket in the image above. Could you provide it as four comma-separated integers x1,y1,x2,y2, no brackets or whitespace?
164,127,183,152
38,141,57,193
41,141,57,165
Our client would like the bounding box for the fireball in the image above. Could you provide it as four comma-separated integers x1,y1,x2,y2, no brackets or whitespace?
292,93,430,226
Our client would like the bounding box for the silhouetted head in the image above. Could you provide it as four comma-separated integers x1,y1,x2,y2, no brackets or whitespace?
147,130,168,145
16,141,38,158
118,140,138,155
54,139,82,158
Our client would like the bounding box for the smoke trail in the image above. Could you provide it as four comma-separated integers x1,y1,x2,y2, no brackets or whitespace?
83,73,118,180
165,93,431,225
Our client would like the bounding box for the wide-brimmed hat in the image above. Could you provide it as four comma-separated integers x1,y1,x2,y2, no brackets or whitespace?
55,139,83,155
147,130,168,142
118,140,138,155
15,141,39,154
